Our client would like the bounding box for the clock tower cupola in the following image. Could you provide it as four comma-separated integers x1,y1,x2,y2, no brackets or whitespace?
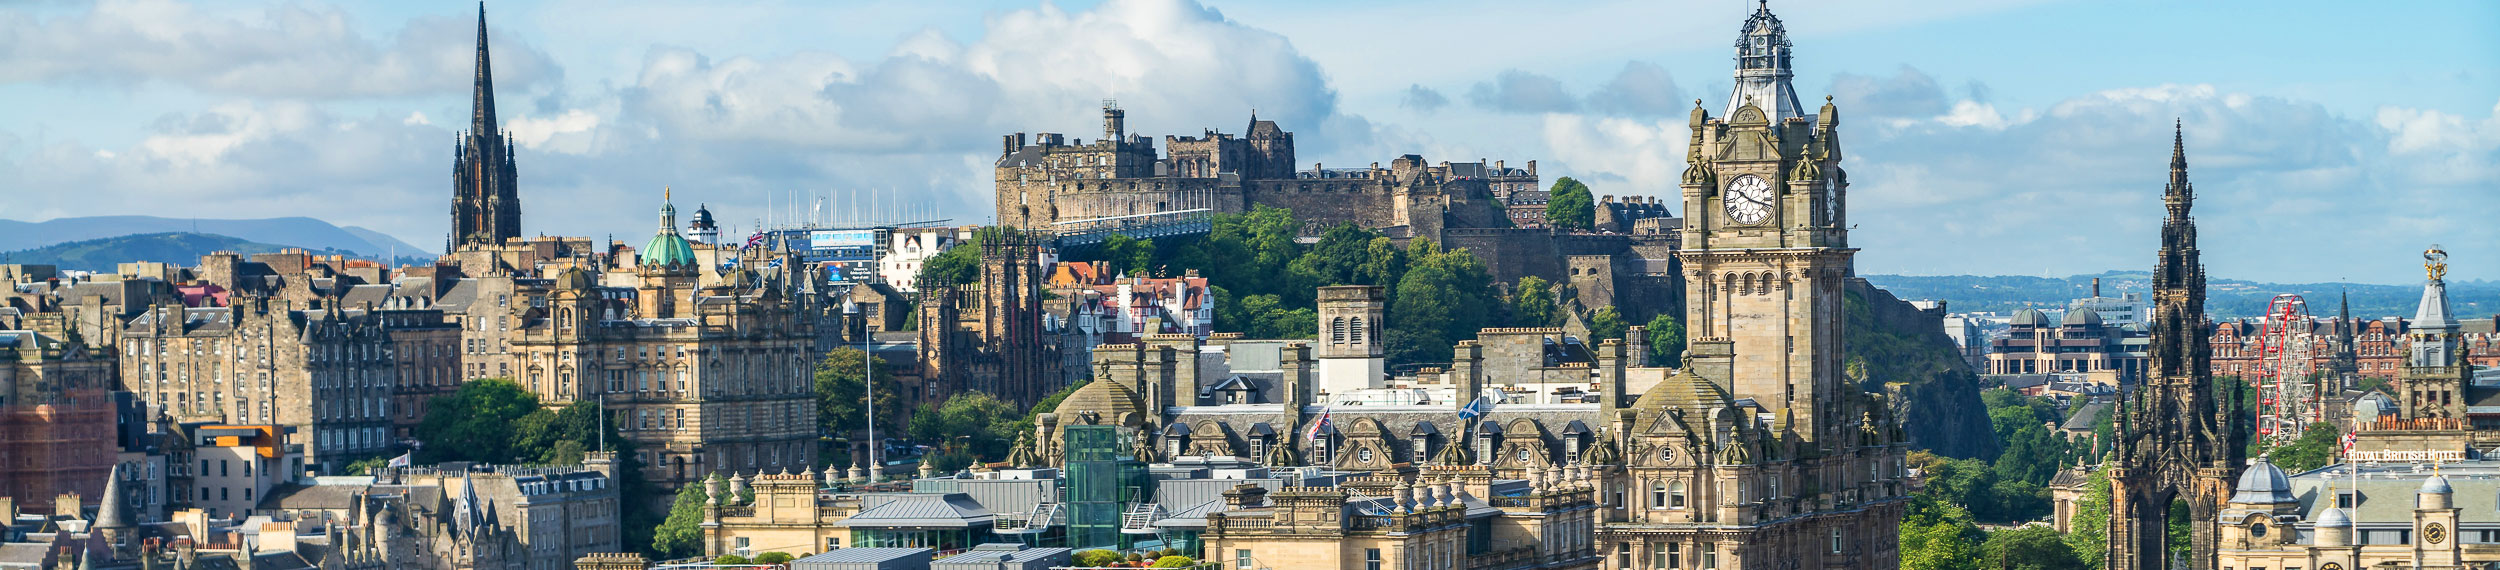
1676,0,1853,444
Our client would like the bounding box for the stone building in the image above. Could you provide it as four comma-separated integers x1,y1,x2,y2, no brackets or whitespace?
120,300,395,473
2208,455,2500,570
2105,127,2251,570
453,5,522,248
0,326,117,516
993,108,1515,243
1986,307,2151,382
187,424,303,519
2344,247,2500,460
495,197,821,491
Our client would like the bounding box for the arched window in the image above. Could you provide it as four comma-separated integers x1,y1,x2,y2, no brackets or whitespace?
1669,481,1687,508
1350,317,1366,344
1651,481,1668,509
1331,317,1348,343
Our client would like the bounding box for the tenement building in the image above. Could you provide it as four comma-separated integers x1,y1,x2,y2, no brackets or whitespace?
120,300,397,472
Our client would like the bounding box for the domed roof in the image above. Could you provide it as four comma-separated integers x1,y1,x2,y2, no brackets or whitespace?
689,203,717,229
2421,474,2452,495
2314,506,2351,528
2011,308,2051,327
1053,379,1147,426
644,193,699,268
2061,308,2104,327
1638,368,1733,414
2230,455,2294,504
554,267,597,290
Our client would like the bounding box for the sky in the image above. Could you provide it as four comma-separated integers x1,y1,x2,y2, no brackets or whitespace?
0,0,2493,284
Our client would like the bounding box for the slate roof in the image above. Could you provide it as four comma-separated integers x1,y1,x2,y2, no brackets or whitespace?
833,494,993,528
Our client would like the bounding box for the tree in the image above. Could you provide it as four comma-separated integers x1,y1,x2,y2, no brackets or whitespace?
414,379,540,464
1644,312,1686,366
715,555,752,566
2267,422,2342,473
754,552,795,565
1980,526,2084,570
2064,469,2111,569
817,347,908,450
1075,550,1123,567
1298,224,1386,286
1151,556,1197,568
921,234,983,286
342,456,390,476
1587,307,1627,342
1511,276,1555,327
651,480,708,557
1995,424,2064,487
909,391,1024,463
1900,495,1982,570
1544,177,1595,230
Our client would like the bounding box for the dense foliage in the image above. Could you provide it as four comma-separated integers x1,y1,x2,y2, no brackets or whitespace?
414,379,659,554
2264,422,2342,473
1543,177,1595,230
1643,312,1685,366
909,391,1024,471
651,480,708,557
815,347,910,468
1065,207,1511,366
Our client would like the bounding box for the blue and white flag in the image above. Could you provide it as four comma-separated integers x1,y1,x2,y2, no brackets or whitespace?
1458,396,1489,420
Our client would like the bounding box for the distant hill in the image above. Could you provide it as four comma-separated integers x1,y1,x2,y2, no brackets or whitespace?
1864,271,2499,319
0,215,432,259
0,232,363,272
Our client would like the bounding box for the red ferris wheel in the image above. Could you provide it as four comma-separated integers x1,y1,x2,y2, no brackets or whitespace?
2254,294,2314,446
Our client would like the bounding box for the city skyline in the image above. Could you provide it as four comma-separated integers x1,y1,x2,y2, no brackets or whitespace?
0,0,2491,283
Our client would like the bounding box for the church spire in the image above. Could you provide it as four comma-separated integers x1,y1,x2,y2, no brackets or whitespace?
471,2,496,138
452,2,521,248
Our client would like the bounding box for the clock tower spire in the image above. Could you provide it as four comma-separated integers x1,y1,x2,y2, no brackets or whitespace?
1677,0,1852,444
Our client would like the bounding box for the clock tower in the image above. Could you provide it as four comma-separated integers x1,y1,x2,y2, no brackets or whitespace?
1676,0,1852,444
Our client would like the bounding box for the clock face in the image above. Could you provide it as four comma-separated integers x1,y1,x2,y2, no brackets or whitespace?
2425,522,2446,544
1725,175,1775,225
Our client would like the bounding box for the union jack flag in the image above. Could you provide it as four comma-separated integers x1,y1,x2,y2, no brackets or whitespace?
745,233,768,247
1307,407,1332,440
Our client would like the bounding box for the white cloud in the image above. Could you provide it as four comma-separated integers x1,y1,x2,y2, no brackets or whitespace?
506,110,603,155
0,0,562,99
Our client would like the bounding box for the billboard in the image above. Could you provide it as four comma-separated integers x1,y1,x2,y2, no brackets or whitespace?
808,230,877,251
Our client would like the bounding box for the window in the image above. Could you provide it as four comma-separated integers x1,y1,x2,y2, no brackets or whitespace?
1670,481,1687,509
1365,549,1381,570
1700,543,1716,570
1651,481,1668,509
1237,550,1253,570
1652,544,1668,569
1830,528,1843,554
1665,543,1681,569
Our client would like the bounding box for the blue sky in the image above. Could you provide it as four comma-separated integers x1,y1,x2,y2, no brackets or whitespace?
0,0,2492,284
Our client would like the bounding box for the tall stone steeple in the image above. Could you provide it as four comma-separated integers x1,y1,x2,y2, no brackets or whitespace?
2108,122,2248,570
453,2,522,247
1725,0,1804,121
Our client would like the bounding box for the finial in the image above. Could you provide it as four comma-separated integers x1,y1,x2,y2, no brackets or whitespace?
664,186,671,202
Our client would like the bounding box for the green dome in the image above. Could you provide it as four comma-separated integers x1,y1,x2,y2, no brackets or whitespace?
643,195,699,268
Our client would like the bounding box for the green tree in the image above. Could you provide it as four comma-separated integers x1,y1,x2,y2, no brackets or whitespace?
651,479,708,557
2064,469,2112,569
1151,556,1197,568
2266,422,2342,473
1900,495,1983,570
1511,276,1555,327
1544,177,1595,230
1644,312,1686,366
908,391,1024,463
1098,234,1159,277
342,456,390,476
1995,424,2064,487
1297,224,1386,286
414,378,540,464
1587,307,1627,342
754,552,795,565
921,240,982,286
715,555,752,566
817,347,908,449
1980,526,2084,570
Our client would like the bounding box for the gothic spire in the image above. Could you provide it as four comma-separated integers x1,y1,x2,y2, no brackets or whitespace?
471,2,497,138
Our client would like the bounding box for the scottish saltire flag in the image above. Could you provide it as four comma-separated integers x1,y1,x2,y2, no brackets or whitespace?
1458,396,1488,420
